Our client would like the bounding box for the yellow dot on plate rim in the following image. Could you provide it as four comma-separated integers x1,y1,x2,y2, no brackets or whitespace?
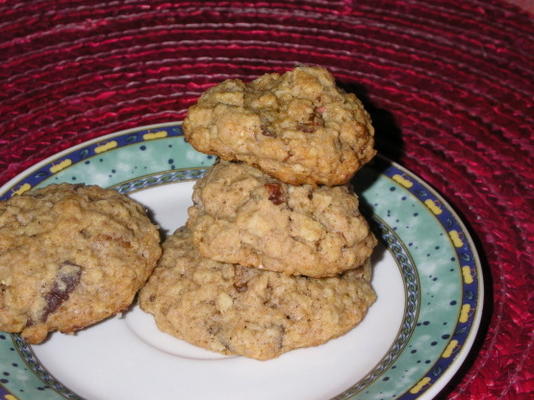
392,174,413,188
13,183,31,196
49,159,72,173
459,304,471,323
462,266,474,284
424,199,442,215
442,339,459,358
448,230,464,247
95,141,118,153
409,376,431,394
143,130,168,140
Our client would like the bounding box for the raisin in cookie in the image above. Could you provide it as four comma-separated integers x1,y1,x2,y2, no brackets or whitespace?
183,66,375,186
187,161,376,278
0,184,161,343
140,227,375,360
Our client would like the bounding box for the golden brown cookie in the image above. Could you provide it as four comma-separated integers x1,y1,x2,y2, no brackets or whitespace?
183,66,375,186
0,184,161,343
187,161,376,278
139,227,376,360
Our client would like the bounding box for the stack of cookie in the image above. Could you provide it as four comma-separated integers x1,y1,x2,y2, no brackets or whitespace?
140,66,378,360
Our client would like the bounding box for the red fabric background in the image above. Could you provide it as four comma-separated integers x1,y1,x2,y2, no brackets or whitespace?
0,1,532,399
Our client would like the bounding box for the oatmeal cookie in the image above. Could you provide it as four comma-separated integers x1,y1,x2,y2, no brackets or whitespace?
139,227,375,360
183,66,375,186
187,161,376,278
0,184,161,343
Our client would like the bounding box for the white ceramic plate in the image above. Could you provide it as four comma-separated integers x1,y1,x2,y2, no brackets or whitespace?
0,122,483,400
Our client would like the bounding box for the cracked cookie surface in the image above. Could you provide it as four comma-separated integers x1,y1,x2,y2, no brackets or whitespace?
187,161,377,277
139,227,376,360
0,184,161,343
183,66,375,186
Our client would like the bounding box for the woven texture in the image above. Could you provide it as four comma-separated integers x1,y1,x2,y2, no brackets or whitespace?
0,1,533,399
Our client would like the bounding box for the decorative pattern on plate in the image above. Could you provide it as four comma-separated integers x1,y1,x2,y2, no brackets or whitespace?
0,124,214,200
11,335,82,400
0,122,482,400
113,168,210,194
334,220,420,399
385,165,481,400
349,158,482,400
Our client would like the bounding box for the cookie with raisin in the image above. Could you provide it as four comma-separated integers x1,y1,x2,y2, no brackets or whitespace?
0,184,161,343
139,227,376,360
187,161,376,278
183,66,375,186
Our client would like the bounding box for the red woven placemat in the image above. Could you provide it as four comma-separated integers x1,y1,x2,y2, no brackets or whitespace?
0,1,532,399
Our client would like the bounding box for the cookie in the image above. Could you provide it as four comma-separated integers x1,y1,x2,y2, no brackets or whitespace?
139,227,375,360
187,161,376,278
183,66,375,186
0,184,161,343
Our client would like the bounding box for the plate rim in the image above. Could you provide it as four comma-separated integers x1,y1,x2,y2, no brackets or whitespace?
380,159,484,400
0,121,184,198
0,121,484,400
